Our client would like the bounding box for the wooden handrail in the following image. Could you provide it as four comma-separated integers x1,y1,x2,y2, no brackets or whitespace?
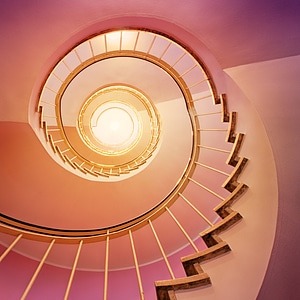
214,183,248,218
181,241,230,276
200,211,242,247
220,93,229,122
155,273,211,300
226,133,245,167
226,111,237,143
222,157,248,192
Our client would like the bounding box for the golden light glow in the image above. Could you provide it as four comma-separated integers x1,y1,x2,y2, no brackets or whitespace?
29,28,247,242
78,85,159,158
91,102,141,152
38,29,211,180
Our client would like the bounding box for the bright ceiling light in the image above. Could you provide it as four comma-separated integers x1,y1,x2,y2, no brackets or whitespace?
78,85,157,158
91,102,140,151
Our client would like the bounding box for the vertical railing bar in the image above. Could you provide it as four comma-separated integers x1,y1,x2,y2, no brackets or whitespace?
198,145,231,153
119,31,122,51
40,100,56,106
89,40,95,58
62,60,72,73
159,41,172,60
198,128,227,131
43,115,57,118
103,231,109,300
53,139,64,144
47,128,60,132
178,193,214,226
171,52,186,68
195,162,230,176
45,86,58,94
129,230,145,300
148,220,175,279
61,149,70,154
179,64,197,78
52,72,64,83
146,35,156,54
21,239,55,300
104,34,108,53
192,94,212,102
195,111,222,116
0,234,23,263
74,48,82,64
133,31,140,52
188,78,207,89
64,240,83,300
188,177,225,201
165,208,199,253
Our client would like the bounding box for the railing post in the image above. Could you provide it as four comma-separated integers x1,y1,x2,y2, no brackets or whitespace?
64,240,83,300
179,193,214,226
129,230,145,300
0,234,22,263
188,177,225,201
103,232,109,300
149,220,175,279
21,239,55,300
166,208,199,252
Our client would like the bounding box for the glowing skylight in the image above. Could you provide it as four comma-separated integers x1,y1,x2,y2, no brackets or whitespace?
91,102,141,152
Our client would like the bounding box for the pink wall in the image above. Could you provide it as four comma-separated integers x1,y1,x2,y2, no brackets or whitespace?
0,241,205,299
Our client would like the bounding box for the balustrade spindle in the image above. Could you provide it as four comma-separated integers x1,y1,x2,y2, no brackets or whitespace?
21,239,55,300
149,220,175,279
64,240,83,300
0,234,22,263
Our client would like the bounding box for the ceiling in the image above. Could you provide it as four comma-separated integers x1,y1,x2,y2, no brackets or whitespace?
0,0,300,299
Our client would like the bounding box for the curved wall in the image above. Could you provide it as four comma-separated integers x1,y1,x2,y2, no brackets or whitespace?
0,3,289,299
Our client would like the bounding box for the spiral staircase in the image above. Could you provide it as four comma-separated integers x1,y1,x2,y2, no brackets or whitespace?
0,29,250,299
4,0,300,298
